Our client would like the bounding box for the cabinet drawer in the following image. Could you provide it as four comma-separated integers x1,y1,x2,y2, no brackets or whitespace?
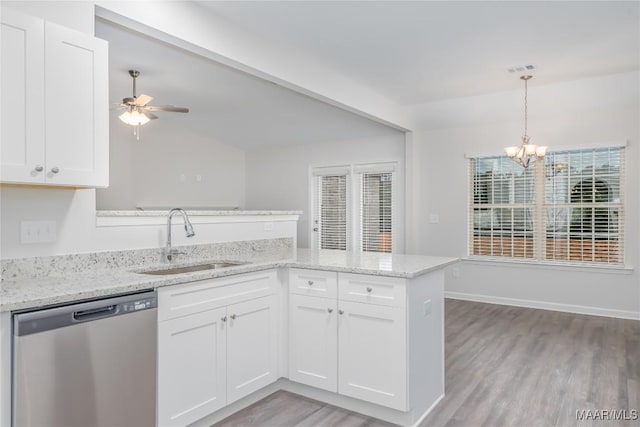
158,270,276,321
289,268,337,299
338,273,406,308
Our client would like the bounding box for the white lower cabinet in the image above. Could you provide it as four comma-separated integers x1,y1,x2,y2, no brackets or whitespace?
289,294,338,392
338,300,406,411
157,308,227,427
157,271,278,427
158,267,436,425
226,295,278,403
288,270,408,411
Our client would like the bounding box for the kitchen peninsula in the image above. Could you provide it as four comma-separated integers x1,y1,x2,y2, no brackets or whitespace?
1,240,456,427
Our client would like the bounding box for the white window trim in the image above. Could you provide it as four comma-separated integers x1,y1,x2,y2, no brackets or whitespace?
309,160,404,253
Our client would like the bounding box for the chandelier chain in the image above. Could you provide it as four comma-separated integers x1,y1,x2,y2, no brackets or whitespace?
524,77,528,137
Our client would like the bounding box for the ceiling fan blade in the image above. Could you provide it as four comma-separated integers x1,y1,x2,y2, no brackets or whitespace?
141,110,158,120
110,103,127,111
145,105,189,113
133,94,153,106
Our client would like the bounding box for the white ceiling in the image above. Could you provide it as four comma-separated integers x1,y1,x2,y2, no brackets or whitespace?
96,19,403,150
98,1,639,148
198,1,640,105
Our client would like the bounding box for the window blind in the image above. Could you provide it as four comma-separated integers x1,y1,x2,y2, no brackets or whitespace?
469,157,536,259
469,147,625,265
360,172,393,253
315,175,347,250
544,147,624,264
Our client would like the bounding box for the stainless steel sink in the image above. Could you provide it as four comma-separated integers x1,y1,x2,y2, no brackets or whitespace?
138,261,248,275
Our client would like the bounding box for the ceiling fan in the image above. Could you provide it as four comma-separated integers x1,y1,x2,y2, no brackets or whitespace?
117,69,189,139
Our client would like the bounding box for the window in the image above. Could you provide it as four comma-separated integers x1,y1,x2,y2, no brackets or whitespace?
470,147,624,265
314,174,348,250
361,172,393,253
312,162,398,253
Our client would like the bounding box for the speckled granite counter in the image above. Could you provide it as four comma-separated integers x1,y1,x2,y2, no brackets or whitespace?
1,249,458,312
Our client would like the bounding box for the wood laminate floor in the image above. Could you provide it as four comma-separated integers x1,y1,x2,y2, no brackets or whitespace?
215,299,640,427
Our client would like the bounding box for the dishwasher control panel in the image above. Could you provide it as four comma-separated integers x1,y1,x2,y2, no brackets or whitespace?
125,297,156,312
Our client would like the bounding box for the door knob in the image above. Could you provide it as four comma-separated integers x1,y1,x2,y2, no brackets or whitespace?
34,165,44,172
50,167,59,174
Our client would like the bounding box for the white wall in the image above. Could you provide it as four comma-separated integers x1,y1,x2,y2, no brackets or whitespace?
245,132,406,249
410,72,640,318
96,116,246,210
0,186,297,259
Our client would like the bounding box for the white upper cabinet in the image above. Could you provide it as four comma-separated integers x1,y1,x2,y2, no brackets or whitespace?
1,9,45,183
44,21,108,187
0,8,108,187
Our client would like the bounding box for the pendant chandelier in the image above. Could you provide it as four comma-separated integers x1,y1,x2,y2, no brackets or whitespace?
504,75,547,168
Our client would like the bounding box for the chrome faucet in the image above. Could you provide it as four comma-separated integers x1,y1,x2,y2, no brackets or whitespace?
165,208,195,262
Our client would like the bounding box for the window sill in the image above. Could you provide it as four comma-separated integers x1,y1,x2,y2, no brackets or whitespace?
462,257,634,275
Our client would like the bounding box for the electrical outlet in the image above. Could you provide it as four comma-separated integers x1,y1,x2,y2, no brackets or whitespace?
21,221,56,244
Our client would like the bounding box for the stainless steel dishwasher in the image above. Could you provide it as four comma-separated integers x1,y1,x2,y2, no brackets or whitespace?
12,290,157,427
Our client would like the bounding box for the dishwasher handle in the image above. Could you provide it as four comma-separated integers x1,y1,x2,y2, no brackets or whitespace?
73,304,118,322
14,290,157,336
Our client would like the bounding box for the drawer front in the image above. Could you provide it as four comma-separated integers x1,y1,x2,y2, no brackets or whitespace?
158,270,276,321
289,268,337,299
338,273,406,307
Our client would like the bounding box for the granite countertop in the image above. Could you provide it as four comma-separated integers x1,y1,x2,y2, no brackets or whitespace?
0,249,458,312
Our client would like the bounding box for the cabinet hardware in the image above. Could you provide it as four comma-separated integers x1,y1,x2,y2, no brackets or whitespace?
230,314,236,320
308,280,314,286
327,308,333,313
313,227,319,232
338,309,344,315
50,167,59,174
366,287,373,293
221,316,227,322
34,165,44,172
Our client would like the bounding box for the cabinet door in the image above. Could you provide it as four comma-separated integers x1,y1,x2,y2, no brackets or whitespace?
226,295,278,403
0,8,45,183
338,300,407,411
289,294,337,392
157,308,227,427
44,21,108,187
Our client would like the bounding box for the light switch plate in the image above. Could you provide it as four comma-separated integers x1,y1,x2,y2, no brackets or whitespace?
423,299,432,316
21,221,57,244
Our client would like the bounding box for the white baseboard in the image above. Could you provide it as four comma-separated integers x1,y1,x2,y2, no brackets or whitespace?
445,291,640,320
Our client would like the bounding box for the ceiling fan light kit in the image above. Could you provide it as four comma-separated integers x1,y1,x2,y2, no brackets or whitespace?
119,109,150,126
504,75,547,168
116,69,189,140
